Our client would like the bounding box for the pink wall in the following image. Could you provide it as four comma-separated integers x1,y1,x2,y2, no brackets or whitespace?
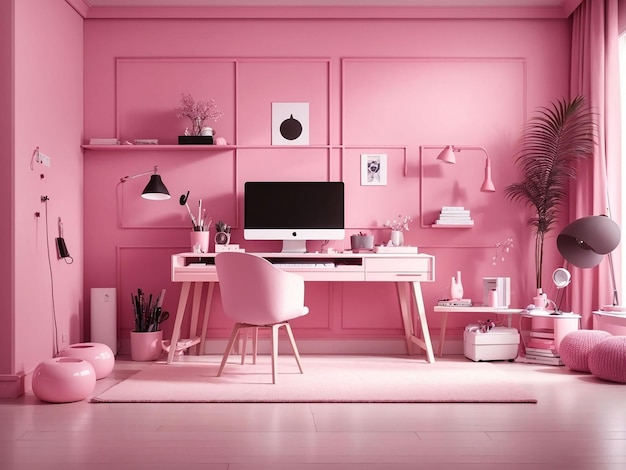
0,0,14,384
0,0,84,397
82,16,572,354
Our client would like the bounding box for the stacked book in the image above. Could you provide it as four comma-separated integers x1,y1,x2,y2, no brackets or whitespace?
522,328,563,365
89,138,120,145
433,206,474,226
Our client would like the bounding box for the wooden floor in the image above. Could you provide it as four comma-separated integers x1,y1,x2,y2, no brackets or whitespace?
1,355,625,470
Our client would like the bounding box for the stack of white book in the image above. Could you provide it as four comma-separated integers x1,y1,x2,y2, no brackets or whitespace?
89,138,120,145
434,206,474,226
519,328,564,366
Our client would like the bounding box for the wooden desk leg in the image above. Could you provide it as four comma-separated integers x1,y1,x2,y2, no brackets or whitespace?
410,281,435,363
396,282,415,355
199,282,215,355
188,282,204,355
438,312,449,357
167,281,191,364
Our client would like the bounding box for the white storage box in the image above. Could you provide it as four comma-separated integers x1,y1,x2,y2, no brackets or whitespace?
464,325,520,362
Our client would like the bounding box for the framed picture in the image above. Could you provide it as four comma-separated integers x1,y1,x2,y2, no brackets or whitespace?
272,102,310,145
361,153,388,186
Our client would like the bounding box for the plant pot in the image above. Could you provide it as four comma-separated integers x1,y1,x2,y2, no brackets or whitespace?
178,135,213,145
350,234,374,251
130,330,163,361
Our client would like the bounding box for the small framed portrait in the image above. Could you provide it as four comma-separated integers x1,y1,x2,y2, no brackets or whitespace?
361,153,388,186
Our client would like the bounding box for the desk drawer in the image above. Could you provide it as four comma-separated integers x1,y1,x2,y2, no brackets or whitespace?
364,257,433,281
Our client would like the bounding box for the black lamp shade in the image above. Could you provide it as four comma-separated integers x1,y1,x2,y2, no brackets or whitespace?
556,215,621,268
141,174,171,200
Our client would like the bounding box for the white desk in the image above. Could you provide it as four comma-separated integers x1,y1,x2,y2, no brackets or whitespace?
168,251,436,364
433,306,522,357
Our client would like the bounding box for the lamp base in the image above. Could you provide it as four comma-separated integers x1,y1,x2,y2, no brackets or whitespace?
602,305,626,313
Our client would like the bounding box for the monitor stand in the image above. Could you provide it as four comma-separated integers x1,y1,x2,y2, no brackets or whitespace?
281,239,307,253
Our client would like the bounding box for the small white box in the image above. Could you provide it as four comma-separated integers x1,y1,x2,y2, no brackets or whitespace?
483,277,511,307
463,325,520,362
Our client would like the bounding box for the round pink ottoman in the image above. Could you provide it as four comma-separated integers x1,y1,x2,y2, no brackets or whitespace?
588,336,626,384
559,330,612,373
60,342,115,379
32,357,96,403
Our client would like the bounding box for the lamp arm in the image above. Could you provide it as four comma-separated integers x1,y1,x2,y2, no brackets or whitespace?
608,251,619,306
120,165,158,183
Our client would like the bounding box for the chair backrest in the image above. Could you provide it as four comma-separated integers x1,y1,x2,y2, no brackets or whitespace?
215,252,308,325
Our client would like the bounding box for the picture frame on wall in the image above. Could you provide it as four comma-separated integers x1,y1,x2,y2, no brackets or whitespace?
361,154,388,186
272,102,310,145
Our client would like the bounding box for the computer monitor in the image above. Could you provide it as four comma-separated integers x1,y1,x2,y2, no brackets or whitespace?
244,181,345,253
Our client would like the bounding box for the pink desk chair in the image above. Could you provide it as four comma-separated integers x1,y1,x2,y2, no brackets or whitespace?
215,252,309,383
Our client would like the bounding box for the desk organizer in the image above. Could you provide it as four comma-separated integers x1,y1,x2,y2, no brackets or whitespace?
464,325,520,362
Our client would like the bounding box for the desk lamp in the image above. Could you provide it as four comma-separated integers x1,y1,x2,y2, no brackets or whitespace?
556,215,623,311
120,165,171,200
435,145,496,192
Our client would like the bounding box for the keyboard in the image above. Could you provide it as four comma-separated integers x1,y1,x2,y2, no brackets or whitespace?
273,262,336,268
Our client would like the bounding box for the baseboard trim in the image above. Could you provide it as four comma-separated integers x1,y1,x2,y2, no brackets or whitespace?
0,373,26,399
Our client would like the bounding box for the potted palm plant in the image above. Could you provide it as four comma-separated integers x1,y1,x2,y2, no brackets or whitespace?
504,95,597,292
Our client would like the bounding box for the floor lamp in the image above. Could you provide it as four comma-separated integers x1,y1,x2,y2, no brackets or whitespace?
556,215,624,312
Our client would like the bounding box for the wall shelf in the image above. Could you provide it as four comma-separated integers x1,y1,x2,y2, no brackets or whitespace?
431,224,474,229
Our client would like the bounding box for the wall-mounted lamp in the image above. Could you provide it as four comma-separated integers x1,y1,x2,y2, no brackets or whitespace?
120,165,171,201
430,145,496,193
556,215,623,311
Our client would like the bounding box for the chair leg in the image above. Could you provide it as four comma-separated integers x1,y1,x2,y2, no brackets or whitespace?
217,323,243,377
240,329,248,365
271,324,279,384
252,327,258,365
284,323,304,374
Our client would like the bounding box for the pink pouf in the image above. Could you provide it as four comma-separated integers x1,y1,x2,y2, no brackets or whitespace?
32,357,96,403
559,330,612,373
588,336,626,384
60,342,115,379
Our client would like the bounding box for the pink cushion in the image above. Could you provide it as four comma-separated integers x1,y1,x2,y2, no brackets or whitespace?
588,336,626,384
559,330,612,373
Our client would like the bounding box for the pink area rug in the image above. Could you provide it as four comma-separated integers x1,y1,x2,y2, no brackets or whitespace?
92,355,537,403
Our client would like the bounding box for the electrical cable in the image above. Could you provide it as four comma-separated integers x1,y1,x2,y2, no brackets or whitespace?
42,196,61,357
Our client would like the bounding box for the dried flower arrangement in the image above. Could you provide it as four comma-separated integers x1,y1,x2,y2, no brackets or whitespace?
176,93,223,136
384,214,412,232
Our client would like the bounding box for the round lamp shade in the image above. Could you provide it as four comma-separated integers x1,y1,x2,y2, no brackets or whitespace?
556,216,621,268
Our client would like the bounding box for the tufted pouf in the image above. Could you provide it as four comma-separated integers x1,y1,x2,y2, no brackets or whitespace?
559,330,612,373
588,336,626,384
32,357,96,403
59,342,115,379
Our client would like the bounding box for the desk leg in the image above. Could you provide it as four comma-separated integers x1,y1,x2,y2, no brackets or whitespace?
167,281,191,364
553,317,580,353
411,281,435,363
199,282,215,355
438,312,449,357
396,283,416,355
188,282,204,355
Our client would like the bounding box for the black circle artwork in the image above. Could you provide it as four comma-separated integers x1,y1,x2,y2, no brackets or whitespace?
279,114,303,141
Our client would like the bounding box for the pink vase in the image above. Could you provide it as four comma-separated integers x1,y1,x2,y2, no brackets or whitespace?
130,330,163,361
450,271,464,300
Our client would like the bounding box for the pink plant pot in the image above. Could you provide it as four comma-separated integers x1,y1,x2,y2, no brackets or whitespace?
130,330,164,361
32,357,96,403
59,342,115,379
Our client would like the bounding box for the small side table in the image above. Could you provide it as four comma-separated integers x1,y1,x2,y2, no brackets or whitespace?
433,306,523,357
519,310,581,352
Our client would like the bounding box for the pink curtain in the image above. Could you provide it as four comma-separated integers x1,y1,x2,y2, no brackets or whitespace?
569,0,621,328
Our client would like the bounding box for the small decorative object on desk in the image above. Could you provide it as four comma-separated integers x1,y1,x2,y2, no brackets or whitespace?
450,270,464,300
176,93,223,144
384,214,412,246
350,232,374,252
214,220,231,246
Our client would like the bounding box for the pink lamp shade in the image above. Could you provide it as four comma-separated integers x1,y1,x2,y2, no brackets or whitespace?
436,146,456,164
480,158,496,192
556,215,621,268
